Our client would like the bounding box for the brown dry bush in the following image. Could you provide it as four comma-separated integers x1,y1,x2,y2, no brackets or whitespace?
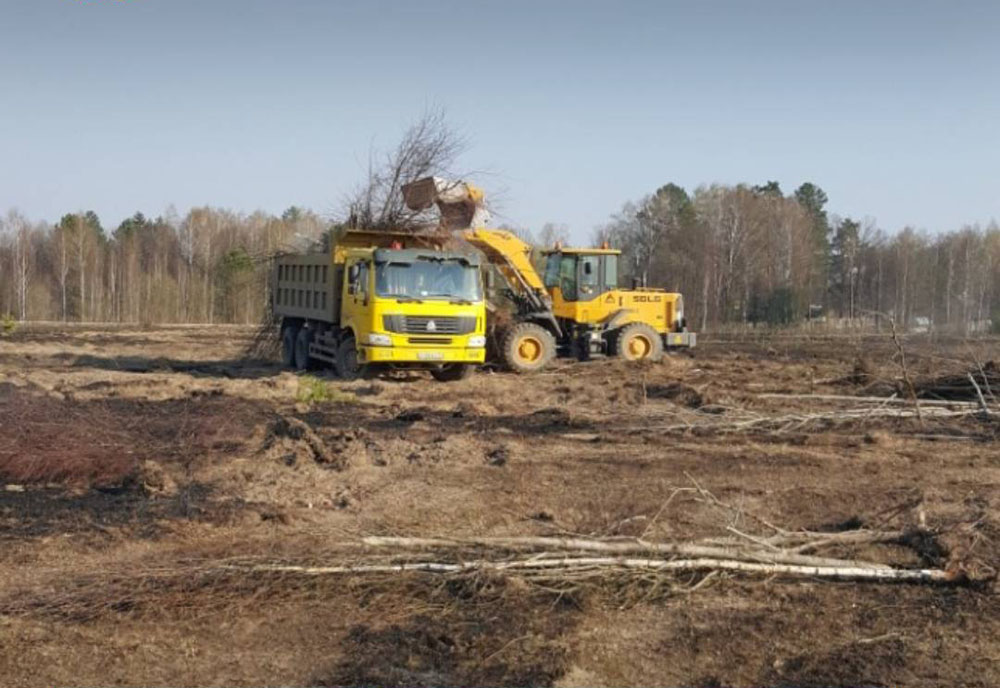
0,388,267,488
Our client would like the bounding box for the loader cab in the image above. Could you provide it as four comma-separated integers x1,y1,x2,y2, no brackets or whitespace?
542,248,620,302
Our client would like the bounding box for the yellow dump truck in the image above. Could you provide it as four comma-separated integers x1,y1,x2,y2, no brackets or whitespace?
273,230,487,381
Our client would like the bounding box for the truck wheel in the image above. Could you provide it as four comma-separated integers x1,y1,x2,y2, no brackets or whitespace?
430,363,473,382
336,337,367,380
614,323,663,362
294,327,313,370
281,325,300,368
500,322,556,373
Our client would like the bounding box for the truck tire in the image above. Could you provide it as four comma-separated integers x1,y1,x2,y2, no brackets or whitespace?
281,324,300,368
336,337,367,380
430,363,474,382
613,323,663,362
500,322,556,373
294,327,313,370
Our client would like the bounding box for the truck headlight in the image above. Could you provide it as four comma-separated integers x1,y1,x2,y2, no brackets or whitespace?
368,333,392,346
467,335,486,348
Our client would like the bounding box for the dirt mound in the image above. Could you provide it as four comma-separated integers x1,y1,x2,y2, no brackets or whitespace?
265,415,360,468
646,381,706,408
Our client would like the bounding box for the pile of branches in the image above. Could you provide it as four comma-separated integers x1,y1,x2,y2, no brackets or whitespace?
649,397,991,437
281,531,959,584
1,528,977,622
914,360,1000,402
5,524,993,625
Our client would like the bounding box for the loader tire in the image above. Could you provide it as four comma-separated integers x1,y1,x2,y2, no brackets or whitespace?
281,324,300,369
500,322,556,374
294,327,313,370
614,323,663,362
430,363,474,382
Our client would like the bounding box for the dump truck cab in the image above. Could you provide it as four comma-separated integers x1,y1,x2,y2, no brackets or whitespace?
273,231,486,382
341,246,486,367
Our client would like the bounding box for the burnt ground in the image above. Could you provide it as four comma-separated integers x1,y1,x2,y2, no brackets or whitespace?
0,324,998,687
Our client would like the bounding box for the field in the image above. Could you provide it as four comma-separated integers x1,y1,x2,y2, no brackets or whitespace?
1,324,998,687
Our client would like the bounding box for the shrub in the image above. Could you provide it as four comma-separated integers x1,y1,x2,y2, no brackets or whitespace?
296,376,354,404
1,313,15,337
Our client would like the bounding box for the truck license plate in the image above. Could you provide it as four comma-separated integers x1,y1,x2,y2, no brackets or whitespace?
417,351,443,361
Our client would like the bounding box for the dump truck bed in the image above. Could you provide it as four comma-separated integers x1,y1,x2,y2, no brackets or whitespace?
273,253,341,323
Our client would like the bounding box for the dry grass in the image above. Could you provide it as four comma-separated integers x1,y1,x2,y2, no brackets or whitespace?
1,326,999,688
0,388,266,487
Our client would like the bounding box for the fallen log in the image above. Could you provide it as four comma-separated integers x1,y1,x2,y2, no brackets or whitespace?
228,556,953,584
655,405,981,434
360,535,894,570
758,393,978,408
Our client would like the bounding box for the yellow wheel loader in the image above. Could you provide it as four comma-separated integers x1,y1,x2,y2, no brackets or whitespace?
402,177,695,373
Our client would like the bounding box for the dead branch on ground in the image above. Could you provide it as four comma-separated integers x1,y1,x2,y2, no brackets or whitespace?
654,404,980,435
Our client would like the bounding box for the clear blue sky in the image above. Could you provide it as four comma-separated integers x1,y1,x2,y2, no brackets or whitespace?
1,0,997,241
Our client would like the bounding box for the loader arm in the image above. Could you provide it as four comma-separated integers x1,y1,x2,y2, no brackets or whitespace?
461,227,551,313
402,177,552,316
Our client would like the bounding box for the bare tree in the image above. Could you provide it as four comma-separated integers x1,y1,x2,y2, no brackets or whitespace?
344,108,467,231
5,211,32,321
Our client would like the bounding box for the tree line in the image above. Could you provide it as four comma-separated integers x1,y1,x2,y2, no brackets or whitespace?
591,182,1000,333
0,206,326,326
1,182,998,333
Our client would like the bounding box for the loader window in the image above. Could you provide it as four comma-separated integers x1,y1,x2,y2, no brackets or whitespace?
543,254,578,301
578,255,600,299
543,254,560,290
603,254,618,291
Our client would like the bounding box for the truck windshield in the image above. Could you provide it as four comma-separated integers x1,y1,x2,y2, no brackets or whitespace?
375,259,482,302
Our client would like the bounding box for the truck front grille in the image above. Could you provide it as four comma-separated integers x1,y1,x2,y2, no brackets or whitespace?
383,315,475,335
407,337,453,345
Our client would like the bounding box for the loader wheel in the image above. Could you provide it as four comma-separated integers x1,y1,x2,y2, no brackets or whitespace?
431,363,474,382
336,337,367,380
281,325,300,368
500,323,556,374
615,323,663,362
294,327,313,370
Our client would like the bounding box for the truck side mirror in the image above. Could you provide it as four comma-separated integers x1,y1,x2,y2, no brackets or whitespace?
347,264,360,295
